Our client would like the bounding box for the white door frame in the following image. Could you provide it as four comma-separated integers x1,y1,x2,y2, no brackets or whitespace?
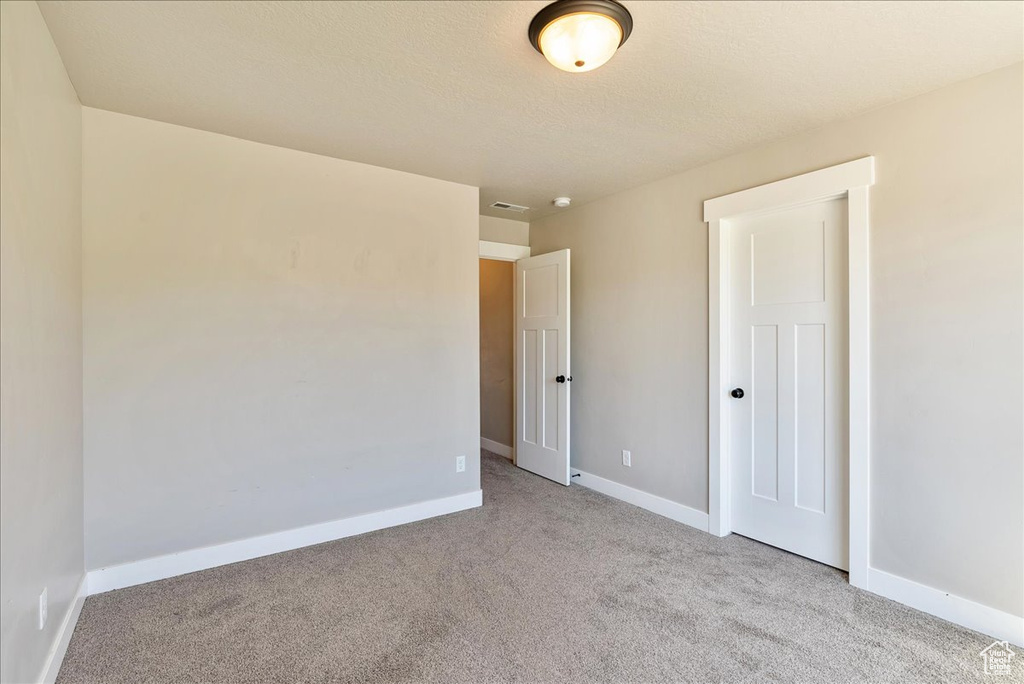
479,241,530,463
479,241,530,262
703,157,874,588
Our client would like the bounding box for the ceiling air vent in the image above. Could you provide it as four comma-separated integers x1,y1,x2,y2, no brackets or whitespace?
490,201,530,213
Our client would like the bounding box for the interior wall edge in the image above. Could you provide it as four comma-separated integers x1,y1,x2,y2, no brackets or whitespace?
0,2,86,682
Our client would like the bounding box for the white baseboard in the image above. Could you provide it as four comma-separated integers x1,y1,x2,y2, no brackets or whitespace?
86,489,483,596
867,567,1024,646
569,467,709,533
569,467,1023,646
480,437,513,459
39,576,86,684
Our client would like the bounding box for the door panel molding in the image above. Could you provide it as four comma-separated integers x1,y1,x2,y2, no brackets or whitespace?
704,157,874,588
728,198,848,570
515,249,571,485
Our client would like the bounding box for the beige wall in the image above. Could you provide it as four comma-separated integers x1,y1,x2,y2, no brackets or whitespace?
83,108,480,569
480,259,514,448
480,215,529,246
530,63,1023,618
0,2,85,682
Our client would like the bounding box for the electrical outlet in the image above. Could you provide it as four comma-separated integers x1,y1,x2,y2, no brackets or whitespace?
456,455,466,473
38,588,47,630
622,450,631,467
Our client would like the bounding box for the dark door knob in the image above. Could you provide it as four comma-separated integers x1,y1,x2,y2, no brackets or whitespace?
556,375,566,383
731,388,745,399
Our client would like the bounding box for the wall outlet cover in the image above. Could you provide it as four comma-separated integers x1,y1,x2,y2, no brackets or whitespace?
622,450,631,467
456,455,466,473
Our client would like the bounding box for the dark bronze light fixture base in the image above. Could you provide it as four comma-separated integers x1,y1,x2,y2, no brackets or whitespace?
528,0,634,54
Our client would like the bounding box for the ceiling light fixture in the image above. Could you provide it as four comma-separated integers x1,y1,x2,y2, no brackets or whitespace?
529,0,633,73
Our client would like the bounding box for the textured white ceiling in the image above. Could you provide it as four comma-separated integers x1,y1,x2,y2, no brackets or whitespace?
38,1,1023,221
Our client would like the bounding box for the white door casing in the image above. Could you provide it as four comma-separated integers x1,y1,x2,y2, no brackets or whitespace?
729,198,849,570
515,249,570,485
479,240,530,464
479,240,531,262
705,157,873,587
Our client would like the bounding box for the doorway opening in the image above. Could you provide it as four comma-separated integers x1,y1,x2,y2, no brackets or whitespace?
478,240,572,485
704,157,874,586
479,257,516,461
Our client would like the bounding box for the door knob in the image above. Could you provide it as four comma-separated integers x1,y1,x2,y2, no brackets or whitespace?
731,388,745,398
556,375,566,383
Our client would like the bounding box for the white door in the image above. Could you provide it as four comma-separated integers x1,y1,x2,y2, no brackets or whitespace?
729,198,849,569
515,249,570,485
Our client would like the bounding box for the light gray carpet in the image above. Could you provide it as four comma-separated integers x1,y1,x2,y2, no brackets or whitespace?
58,451,1014,683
